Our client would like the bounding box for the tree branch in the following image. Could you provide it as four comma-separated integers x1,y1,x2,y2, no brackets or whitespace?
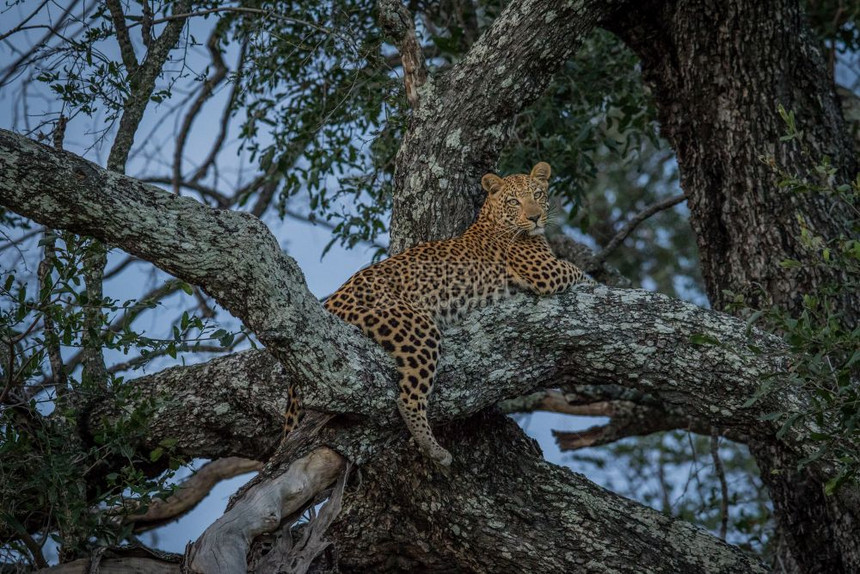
0,126,835,572
187,447,346,574
172,27,228,195
389,0,628,251
126,457,262,532
107,0,192,171
227,413,767,573
594,193,687,263
105,0,139,76
378,0,426,109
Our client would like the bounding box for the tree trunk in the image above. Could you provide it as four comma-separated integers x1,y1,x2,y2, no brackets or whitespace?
323,413,765,573
606,0,858,323
389,0,626,253
606,1,860,571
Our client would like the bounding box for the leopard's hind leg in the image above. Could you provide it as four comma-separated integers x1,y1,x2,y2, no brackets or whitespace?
390,308,450,466
330,300,450,466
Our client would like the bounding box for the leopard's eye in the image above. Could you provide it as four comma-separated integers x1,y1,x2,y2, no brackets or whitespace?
534,190,544,200
506,198,520,207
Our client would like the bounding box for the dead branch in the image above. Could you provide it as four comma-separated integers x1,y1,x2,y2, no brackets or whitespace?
187,447,346,574
378,0,427,109
127,457,263,532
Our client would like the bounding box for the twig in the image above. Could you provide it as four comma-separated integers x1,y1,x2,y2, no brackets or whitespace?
173,27,228,194
710,429,729,539
190,41,247,183
0,0,49,42
106,0,192,171
0,0,84,88
105,0,139,75
594,193,687,263
125,7,334,37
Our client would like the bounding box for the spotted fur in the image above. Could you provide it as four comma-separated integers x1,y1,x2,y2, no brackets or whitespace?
286,162,592,466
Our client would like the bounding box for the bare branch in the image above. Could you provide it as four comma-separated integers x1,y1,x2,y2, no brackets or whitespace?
190,42,247,183
188,447,346,574
0,0,84,88
594,193,687,263
172,27,228,194
0,0,50,43
125,7,336,37
127,457,262,532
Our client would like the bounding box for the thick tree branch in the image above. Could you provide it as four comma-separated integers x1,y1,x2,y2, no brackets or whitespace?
0,125,832,572
227,413,767,573
389,0,627,251
0,129,373,383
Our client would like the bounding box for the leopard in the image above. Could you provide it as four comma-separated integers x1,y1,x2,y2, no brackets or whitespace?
284,162,593,466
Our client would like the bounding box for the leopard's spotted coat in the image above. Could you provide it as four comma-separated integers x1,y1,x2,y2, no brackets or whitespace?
285,162,592,466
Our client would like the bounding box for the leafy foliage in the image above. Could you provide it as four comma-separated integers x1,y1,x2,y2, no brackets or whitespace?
0,231,239,563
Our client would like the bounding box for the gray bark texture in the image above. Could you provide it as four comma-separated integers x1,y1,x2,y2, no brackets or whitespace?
388,0,625,253
604,1,860,572
1,0,857,571
1,128,778,572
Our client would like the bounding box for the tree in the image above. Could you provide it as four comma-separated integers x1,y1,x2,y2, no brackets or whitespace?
0,0,857,572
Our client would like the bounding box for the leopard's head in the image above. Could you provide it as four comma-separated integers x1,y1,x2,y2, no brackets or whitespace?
481,162,551,236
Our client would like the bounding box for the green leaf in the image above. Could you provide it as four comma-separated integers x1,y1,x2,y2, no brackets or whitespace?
776,413,802,439
690,333,721,346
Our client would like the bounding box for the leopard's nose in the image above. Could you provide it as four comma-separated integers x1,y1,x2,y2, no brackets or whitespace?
527,214,541,223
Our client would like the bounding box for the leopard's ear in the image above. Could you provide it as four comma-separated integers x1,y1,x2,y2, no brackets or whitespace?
530,162,552,184
481,173,504,194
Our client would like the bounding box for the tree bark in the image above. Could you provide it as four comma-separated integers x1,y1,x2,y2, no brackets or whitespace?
606,1,860,571
6,0,857,569
320,414,766,573
1,128,797,571
389,0,627,252
605,0,858,323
